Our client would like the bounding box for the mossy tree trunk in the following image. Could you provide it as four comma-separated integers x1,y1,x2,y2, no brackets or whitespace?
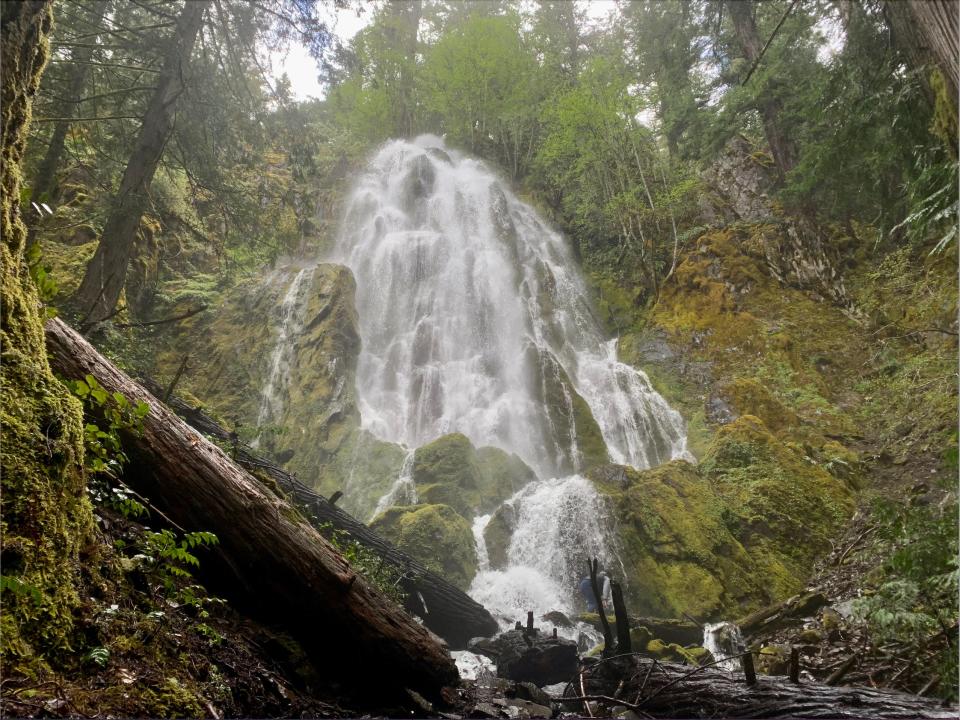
1,0,94,669
73,0,208,325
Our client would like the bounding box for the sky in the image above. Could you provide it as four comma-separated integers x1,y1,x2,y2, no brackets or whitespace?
270,1,621,102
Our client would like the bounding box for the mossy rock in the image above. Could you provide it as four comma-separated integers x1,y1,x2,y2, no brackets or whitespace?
756,644,791,676
40,239,97,301
369,504,478,590
590,461,766,619
533,349,609,473
703,415,853,594
645,639,700,665
721,378,798,434
413,433,534,518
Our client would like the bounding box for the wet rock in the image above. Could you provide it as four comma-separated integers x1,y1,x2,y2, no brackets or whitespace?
509,681,552,708
540,611,572,629
468,636,500,660
503,699,552,718
488,629,578,686
706,396,737,425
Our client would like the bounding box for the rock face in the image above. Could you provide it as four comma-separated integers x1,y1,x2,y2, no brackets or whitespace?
369,504,478,590
591,416,852,619
156,262,406,520
473,629,578,686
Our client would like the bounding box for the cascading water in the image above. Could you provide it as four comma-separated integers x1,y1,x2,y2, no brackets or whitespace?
334,136,691,654
252,264,316,448
371,450,418,519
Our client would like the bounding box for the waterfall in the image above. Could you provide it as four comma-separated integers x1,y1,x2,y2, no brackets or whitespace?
252,265,316,446
334,136,690,637
371,450,418,520
703,622,745,671
334,135,689,479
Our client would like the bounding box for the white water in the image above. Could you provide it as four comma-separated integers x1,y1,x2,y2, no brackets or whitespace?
334,136,689,479
252,265,316,446
329,137,692,657
371,450,418,520
703,621,745,671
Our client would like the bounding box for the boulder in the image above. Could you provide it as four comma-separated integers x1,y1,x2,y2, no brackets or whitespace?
486,629,578,686
414,434,534,518
370,504,478,590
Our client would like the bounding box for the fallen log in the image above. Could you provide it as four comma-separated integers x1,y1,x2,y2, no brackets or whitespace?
571,655,956,718
736,590,829,639
44,318,458,703
135,376,499,649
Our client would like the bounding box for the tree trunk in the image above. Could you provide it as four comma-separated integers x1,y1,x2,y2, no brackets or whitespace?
1,0,95,659
73,0,209,325
31,0,109,203
907,0,959,103
135,375,500,649
727,0,796,180
44,317,460,703
571,654,957,719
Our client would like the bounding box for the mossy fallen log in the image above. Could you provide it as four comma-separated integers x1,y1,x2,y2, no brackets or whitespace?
134,377,499,649
44,317,458,703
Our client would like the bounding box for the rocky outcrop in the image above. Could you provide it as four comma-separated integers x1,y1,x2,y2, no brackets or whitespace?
413,433,535,518
155,262,406,520
591,415,852,619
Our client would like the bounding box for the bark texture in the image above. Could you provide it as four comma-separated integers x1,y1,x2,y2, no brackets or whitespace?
44,317,460,701
137,376,500,649
73,0,209,324
1,0,94,663
572,655,957,719
908,0,959,102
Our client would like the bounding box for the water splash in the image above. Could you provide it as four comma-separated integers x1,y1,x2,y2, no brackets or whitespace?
703,621,745,671
334,136,689,478
252,264,316,447
370,450,418,520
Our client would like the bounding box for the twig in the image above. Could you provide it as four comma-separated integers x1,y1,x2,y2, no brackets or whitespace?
579,671,594,718
637,652,756,706
114,305,207,328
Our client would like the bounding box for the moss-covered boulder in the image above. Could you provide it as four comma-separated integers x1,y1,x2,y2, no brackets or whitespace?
721,378,798,434
413,433,534,518
594,415,852,619
703,415,853,595
369,504,478,590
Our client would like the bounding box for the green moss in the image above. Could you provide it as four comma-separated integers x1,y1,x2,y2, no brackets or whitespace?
1,2,94,671
413,433,534,518
369,504,478,590
722,378,798,434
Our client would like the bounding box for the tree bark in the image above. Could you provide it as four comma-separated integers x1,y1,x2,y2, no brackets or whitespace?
907,0,959,103
44,317,459,702
727,0,797,181
570,655,957,719
1,0,95,658
135,375,500,649
73,0,209,324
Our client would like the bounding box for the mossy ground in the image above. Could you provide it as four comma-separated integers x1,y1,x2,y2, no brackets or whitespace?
1,508,350,718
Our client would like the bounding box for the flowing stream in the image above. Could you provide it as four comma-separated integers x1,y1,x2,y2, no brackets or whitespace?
328,136,691,659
